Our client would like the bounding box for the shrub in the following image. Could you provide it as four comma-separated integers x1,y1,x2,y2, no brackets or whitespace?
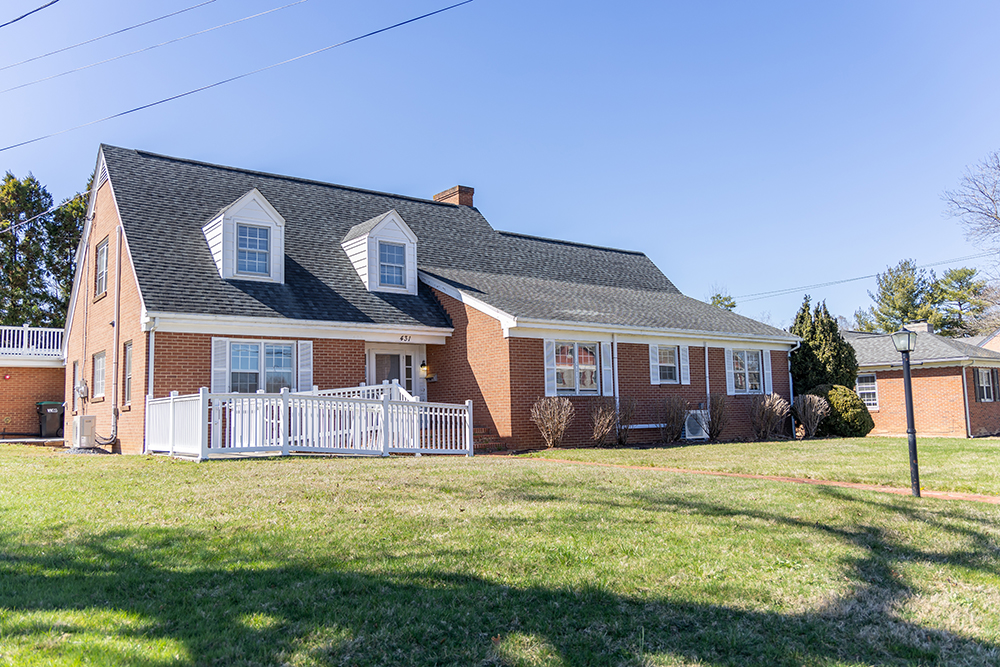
749,393,791,441
531,397,575,448
591,398,616,447
806,384,874,437
659,396,688,443
614,397,638,447
792,394,830,439
693,393,728,442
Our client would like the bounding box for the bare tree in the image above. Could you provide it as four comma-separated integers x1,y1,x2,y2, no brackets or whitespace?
591,398,616,447
945,151,1000,250
530,397,575,448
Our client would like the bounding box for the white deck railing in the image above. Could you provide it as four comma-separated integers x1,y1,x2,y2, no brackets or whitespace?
0,325,63,358
146,385,473,460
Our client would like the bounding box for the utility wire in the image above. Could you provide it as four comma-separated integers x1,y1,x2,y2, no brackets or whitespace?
0,193,86,236
0,0,475,153
0,0,218,73
0,0,61,30
736,251,996,303
2,0,311,95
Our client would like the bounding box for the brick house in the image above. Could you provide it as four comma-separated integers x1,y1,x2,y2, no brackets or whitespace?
844,323,1000,438
0,326,64,438
64,145,798,454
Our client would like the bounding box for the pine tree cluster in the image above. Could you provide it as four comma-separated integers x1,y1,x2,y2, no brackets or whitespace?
790,296,859,394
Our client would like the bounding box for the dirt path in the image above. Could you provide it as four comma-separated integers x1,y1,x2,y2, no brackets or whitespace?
523,456,1000,505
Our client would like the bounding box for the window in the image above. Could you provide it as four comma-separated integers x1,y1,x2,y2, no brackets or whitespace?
92,352,106,398
264,343,294,392
855,374,878,409
556,342,599,395
71,361,78,412
978,369,994,402
230,341,296,393
95,238,108,295
123,342,133,405
658,346,678,383
231,343,260,393
379,242,405,287
237,224,269,275
732,349,762,394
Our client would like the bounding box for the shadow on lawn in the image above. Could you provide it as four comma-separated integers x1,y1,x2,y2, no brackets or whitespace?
1,493,999,666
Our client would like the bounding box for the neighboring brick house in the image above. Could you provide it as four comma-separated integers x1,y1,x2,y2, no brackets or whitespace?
962,327,1000,354
64,145,798,454
844,323,1000,438
0,326,64,438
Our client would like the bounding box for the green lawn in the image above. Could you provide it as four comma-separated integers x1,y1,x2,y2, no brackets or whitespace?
526,437,1000,496
1,444,998,666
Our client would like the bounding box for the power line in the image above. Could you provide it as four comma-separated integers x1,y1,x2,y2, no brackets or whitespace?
2,0,311,95
736,251,996,303
0,193,86,236
0,0,61,30
0,0,475,154
0,0,219,73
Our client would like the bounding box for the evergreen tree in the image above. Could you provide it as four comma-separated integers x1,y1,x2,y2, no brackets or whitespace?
790,295,858,393
936,267,988,336
854,259,942,333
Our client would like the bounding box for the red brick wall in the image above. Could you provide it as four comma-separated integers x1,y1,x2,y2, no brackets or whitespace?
868,367,968,437
0,366,65,436
426,290,512,440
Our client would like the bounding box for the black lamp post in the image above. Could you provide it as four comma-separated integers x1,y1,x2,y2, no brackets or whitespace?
890,329,921,497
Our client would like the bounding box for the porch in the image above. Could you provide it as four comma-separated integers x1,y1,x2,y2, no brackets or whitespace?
0,325,63,363
145,381,473,460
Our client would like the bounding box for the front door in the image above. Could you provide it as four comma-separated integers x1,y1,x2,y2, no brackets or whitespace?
374,353,402,385
366,346,423,399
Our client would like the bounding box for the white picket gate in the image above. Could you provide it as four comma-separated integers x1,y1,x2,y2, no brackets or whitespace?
145,383,474,460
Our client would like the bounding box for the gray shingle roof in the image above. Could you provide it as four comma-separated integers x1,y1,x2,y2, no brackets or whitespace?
103,145,792,339
844,330,1000,367
342,211,396,243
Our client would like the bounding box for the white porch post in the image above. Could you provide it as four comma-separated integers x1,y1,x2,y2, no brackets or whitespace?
280,387,290,456
198,387,209,461
381,392,390,457
466,399,474,457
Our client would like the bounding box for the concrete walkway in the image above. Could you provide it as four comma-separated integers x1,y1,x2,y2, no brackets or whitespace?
526,457,1000,505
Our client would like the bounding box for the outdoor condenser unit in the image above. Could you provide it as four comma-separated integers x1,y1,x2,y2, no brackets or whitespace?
72,415,97,449
684,410,709,440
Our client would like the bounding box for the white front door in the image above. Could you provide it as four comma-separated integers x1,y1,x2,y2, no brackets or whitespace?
366,344,426,399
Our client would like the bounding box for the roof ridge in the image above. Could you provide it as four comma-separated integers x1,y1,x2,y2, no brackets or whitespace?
103,144,464,209
498,230,646,256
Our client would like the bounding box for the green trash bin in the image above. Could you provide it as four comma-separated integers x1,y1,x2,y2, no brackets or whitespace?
36,401,64,437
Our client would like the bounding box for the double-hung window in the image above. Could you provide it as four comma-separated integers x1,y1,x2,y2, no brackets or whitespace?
732,349,762,394
379,242,405,287
978,369,994,402
95,238,108,295
230,342,295,393
658,346,679,383
555,342,599,395
123,342,133,405
92,351,106,398
237,224,269,275
855,374,878,409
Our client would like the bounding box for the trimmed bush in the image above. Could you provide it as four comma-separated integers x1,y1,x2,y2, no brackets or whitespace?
749,393,791,441
659,396,688,443
792,394,831,439
531,397,575,448
806,384,874,437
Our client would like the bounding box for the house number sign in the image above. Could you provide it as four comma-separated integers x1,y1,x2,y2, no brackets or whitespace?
399,335,412,342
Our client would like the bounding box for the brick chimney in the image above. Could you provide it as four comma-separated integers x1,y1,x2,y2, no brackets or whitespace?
433,185,474,207
903,321,934,334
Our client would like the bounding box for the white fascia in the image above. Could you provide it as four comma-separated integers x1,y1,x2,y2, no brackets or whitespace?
863,358,996,372
0,357,65,368
140,311,453,345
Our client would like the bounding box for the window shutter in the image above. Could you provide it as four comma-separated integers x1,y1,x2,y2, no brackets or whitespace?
975,369,982,402
544,340,557,397
601,342,614,396
211,338,229,393
762,349,772,394
649,344,660,385
297,340,313,392
724,348,735,395
680,346,691,385
993,369,999,400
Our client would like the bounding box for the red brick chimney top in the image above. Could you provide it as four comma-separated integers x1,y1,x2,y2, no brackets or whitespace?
433,185,474,207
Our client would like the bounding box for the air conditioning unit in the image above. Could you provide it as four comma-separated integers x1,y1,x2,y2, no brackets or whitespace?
72,415,97,449
684,410,709,440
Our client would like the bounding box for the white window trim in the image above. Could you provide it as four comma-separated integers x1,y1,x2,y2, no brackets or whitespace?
235,223,271,278
92,351,106,398
123,342,133,405
731,349,764,395
548,340,603,396
978,369,994,402
657,345,680,384
95,238,108,295
855,373,878,409
213,338,307,394
378,241,406,288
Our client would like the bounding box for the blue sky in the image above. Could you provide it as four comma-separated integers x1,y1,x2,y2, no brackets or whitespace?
3,0,999,329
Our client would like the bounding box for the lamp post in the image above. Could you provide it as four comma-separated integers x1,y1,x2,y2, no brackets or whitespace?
890,329,920,497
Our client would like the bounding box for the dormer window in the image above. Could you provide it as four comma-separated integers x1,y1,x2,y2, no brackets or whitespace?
342,209,418,296
379,242,406,286
237,224,270,275
203,189,285,283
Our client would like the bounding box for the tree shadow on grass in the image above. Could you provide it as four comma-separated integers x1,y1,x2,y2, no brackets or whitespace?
1,491,999,666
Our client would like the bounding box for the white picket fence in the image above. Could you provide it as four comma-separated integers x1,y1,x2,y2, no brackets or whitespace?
145,382,473,460
0,325,63,358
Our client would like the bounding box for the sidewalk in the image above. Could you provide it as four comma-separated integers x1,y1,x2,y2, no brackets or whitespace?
525,457,1000,505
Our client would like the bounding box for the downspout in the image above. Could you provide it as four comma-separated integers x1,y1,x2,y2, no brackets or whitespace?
787,340,801,436
612,333,620,411
703,342,710,407
96,225,122,446
961,363,972,438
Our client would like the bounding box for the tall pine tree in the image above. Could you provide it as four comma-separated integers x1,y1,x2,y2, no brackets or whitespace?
853,259,942,333
790,295,858,393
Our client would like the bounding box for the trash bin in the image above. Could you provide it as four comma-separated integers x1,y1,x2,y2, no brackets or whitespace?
36,401,64,438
